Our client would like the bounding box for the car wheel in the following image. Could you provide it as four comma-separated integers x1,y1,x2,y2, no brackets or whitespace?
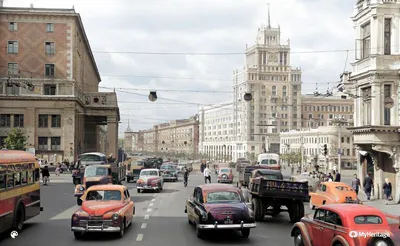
13,204,25,231
117,219,125,238
73,232,83,240
241,229,250,238
196,226,204,239
188,218,193,225
137,189,141,193
293,229,304,246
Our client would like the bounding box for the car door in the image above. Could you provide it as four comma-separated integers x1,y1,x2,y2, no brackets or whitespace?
186,187,197,221
310,209,326,245
192,188,205,224
322,210,343,246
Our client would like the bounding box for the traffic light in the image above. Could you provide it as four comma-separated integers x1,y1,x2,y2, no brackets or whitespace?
323,144,328,156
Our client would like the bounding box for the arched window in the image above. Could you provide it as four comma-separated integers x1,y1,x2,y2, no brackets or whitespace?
282,86,287,97
272,86,277,96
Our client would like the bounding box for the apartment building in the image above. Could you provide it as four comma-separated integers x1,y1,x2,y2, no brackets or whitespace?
280,126,356,171
233,10,302,155
138,116,199,157
0,6,119,163
346,0,400,202
199,102,238,161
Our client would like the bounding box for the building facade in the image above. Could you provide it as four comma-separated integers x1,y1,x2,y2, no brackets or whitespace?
199,102,238,161
347,0,400,202
0,6,120,163
138,116,199,157
280,126,356,171
301,94,354,128
233,11,302,157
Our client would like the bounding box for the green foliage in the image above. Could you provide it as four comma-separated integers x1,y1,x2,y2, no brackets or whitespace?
281,152,302,165
4,128,28,150
245,152,257,162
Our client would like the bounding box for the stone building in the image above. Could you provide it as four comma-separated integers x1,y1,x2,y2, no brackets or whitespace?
346,0,400,202
233,7,302,155
0,6,119,163
124,121,143,153
140,116,199,157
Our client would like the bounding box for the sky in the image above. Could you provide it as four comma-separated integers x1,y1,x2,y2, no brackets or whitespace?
4,0,356,135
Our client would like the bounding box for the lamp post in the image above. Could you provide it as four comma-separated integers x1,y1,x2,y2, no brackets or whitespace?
331,116,347,173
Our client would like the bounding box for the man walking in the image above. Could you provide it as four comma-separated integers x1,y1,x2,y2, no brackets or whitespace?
363,172,374,200
203,165,211,183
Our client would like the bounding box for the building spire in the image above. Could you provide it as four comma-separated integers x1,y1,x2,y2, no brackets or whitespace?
267,2,271,28
126,119,132,132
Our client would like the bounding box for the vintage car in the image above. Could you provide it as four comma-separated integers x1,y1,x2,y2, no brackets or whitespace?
160,164,178,182
291,204,396,246
136,168,163,193
217,167,234,183
185,184,256,239
309,182,360,209
71,184,135,239
74,165,114,201
290,172,320,192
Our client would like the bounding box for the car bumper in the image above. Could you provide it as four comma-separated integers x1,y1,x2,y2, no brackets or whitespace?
74,193,84,197
137,186,159,190
198,222,256,230
162,176,177,180
71,226,120,232
218,179,233,183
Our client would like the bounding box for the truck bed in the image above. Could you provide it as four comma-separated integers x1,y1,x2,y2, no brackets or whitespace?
249,177,309,202
239,165,274,186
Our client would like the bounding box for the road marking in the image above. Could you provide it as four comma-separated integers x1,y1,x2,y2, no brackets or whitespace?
144,214,149,219
141,223,147,229
149,203,153,207
151,198,155,202
50,205,79,220
147,208,152,212
136,234,143,241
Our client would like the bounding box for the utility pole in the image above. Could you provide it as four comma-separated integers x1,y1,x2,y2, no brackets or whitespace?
332,116,347,173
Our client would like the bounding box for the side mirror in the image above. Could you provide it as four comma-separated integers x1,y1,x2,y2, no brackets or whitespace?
77,198,82,206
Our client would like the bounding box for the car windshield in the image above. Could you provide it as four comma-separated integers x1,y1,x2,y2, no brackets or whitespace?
84,166,108,177
220,169,230,173
80,154,103,162
161,165,174,170
335,186,353,191
260,159,278,164
354,215,383,224
141,170,158,176
206,191,241,203
86,190,121,201
136,161,144,166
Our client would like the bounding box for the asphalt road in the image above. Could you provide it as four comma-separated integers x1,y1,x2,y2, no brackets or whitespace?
0,172,313,246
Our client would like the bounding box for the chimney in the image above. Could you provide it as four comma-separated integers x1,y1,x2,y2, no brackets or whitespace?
0,0,4,7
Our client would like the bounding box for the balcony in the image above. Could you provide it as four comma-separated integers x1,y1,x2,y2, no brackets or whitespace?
84,92,118,108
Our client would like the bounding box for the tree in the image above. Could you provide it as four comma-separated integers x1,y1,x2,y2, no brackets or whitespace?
245,152,257,163
4,128,28,150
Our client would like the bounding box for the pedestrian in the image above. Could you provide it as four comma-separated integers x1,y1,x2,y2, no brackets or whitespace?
55,163,61,176
363,172,374,200
334,171,341,182
351,174,361,195
203,165,211,183
200,160,206,173
383,178,392,205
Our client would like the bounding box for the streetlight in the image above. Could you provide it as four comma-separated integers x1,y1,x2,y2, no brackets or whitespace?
243,92,252,101
148,91,157,102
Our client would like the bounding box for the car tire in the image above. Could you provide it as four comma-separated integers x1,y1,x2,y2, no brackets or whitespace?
196,226,204,239
117,219,125,238
252,198,264,221
13,204,25,232
137,189,141,193
73,232,83,240
241,229,250,238
188,219,193,225
293,228,304,246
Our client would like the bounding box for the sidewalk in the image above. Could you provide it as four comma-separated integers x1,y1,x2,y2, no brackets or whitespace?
358,192,400,216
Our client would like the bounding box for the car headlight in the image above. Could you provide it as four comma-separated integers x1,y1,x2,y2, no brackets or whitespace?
79,186,85,191
72,214,79,221
112,213,119,221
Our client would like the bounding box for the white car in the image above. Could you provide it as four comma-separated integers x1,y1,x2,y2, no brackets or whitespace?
136,169,164,193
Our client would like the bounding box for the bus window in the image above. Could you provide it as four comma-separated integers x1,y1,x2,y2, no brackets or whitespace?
0,164,6,173
7,165,15,172
0,167,5,190
7,173,14,188
34,168,39,182
15,173,21,186
28,171,33,184
22,164,29,170
21,171,27,185
15,164,22,171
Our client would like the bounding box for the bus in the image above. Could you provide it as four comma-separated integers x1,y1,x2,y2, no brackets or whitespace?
0,150,42,233
257,153,281,170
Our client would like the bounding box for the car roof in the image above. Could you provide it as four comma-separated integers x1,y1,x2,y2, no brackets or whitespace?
86,184,125,191
319,204,385,217
255,169,281,174
198,184,239,192
141,168,158,171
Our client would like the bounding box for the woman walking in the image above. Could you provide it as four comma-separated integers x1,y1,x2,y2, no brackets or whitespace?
383,178,392,205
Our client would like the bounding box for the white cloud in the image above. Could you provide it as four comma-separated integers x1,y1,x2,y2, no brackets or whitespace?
4,0,355,133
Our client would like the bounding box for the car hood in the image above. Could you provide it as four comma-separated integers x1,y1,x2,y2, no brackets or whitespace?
138,176,159,182
81,201,125,216
204,203,250,221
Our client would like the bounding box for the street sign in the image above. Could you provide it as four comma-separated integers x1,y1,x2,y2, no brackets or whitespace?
384,97,394,109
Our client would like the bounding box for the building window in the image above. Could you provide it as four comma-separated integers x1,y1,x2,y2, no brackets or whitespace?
9,22,17,31
46,23,54,32
38,137,48,150
45,42,55,55
43,84,56,95
38,114,48,128
51,115,61,128
51,137,61,150
282,86,287,97
384,18,391,55
8,63,18,75
362,87,371,125
0,114,11,127
8,41,19,54
383,84,391,125
272,86,277,96
0,136,6,148
45,64,55,77
361,22,370,59
14,114,24,128
308,113,313,119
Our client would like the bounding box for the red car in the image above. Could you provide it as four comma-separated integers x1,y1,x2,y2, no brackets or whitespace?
291,203,398,246
185,184,256,239
217,168,234,183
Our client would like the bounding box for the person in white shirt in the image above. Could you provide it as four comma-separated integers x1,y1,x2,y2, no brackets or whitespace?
203,165,211,183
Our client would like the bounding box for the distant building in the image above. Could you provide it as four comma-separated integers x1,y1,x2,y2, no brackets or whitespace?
0,6,120,163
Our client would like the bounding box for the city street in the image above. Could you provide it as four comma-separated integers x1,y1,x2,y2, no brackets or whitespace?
0,172,314,246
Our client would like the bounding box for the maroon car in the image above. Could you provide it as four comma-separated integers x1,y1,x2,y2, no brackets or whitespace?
185,184,256,238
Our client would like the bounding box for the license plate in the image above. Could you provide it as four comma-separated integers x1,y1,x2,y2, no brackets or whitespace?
224,219,233,224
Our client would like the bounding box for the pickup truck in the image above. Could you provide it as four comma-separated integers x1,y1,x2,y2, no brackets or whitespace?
249,176,309,223
239,165,274,187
